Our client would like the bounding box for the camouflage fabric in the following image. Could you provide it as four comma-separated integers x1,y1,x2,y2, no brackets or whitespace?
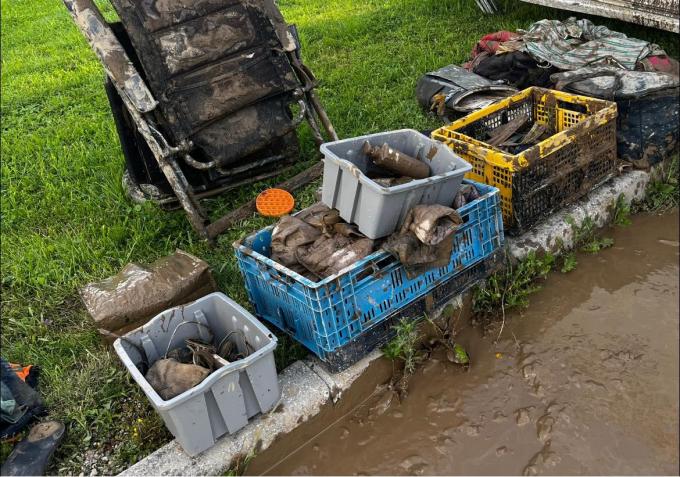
522,18,665,71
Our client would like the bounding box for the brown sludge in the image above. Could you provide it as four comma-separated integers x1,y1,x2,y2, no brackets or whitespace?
248,212,679,475
362,141,431,179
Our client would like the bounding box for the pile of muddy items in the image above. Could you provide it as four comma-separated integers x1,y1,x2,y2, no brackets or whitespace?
35,0,675,465
418,17,680,167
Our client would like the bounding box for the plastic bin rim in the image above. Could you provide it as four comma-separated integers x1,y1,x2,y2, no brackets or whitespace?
113,292,278,409
319,128,472,194
233,180,499,290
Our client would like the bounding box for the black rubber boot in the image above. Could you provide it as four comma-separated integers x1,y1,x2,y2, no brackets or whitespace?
1,421,65,476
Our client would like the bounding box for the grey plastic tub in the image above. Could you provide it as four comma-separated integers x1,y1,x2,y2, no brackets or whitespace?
113,292,279,456
320,129,472,239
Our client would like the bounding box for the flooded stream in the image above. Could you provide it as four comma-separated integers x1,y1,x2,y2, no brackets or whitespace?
248,212,679,475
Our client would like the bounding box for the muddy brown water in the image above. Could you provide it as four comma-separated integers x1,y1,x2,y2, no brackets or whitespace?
248,212,679,476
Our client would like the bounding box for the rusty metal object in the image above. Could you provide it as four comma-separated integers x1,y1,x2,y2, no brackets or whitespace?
64,0,338,242
361,141,431,179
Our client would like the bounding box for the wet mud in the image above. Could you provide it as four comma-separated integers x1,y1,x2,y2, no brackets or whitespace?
248,212,679,475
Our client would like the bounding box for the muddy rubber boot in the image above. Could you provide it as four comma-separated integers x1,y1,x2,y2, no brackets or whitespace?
0,421,65,476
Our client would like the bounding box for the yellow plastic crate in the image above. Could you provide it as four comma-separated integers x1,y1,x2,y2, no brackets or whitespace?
431,87,618,233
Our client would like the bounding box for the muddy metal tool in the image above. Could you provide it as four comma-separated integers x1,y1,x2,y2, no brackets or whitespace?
362,141,431,179
63,0,337,242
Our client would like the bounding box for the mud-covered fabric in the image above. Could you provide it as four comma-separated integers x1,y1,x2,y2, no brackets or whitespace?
521,18,664,71
80,250,217,340
145,358,210,401
108,0,301,165
383,204,463,278
552,66,679,166
472,51,557,89
269,204,375,280
552,66,680,100
297,235,374,279
270,216,321,267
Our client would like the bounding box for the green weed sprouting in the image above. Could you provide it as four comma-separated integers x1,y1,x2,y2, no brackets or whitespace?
383,318,420,375
637,155,679,213
612,194,632,227
567,216,615,254
560,252,578,273
473,250,554,318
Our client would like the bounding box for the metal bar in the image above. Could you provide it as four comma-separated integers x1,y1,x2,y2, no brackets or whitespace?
63,0,158,113
288,53,339,142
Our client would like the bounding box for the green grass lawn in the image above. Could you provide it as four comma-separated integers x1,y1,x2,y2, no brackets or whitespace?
1,0,677,473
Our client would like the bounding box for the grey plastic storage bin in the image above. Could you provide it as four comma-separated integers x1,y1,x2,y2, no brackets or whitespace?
113,292,279,456
320,129,472,239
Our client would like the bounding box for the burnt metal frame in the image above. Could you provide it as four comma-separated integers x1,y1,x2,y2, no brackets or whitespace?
64,0,338,242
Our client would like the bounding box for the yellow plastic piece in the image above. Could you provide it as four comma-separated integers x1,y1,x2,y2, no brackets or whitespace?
431,87,617,228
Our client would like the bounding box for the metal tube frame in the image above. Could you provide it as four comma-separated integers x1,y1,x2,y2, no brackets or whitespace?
64,0,338,242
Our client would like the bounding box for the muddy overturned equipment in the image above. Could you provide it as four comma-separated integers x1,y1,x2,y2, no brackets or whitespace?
63,0,337,241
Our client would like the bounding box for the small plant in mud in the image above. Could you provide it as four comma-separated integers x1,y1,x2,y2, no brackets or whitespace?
567,216,614,254
224,440,262,476
383,318,420,375
560,252,578,273
423,314,470,366
473,250,554,318
637,155,679,213
612,194,632,227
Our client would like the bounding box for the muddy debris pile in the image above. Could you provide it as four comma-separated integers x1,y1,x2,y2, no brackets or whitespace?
144,333,251,400
484,114,553,154
270,184,480,280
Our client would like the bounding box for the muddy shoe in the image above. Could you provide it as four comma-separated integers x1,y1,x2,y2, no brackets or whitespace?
0,420,65,476
145,358,210,400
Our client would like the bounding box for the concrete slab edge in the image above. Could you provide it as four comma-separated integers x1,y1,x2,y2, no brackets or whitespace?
122,170,651,476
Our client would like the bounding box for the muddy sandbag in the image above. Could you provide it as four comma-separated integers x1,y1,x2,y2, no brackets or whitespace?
297,235,374,279
80,250,217,341
384,204,463,277
145,358,210,401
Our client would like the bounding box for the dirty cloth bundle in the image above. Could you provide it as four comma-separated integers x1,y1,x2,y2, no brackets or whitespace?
384,204,463,278
520,18,665,71
270,183,480,280
270,203,375,280
551,66,680,100
463,31,556,89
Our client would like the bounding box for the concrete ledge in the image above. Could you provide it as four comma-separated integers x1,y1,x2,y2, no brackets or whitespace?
122,170,651,476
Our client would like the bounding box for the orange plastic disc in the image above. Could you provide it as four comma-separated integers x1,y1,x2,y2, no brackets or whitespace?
256,188,295,217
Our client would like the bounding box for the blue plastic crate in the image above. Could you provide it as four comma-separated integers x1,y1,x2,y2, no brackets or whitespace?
233,180,504,362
